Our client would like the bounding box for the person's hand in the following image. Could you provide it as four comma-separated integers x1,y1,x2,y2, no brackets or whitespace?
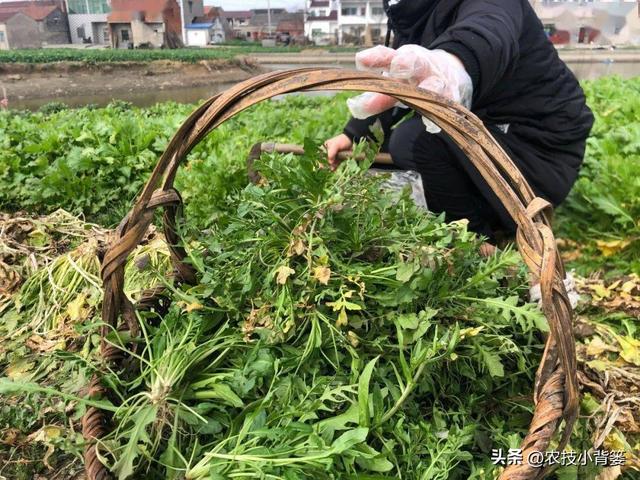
347,44,473,129
324,133,353,170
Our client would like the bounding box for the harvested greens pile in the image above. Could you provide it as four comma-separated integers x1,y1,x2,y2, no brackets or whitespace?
5,149,551,480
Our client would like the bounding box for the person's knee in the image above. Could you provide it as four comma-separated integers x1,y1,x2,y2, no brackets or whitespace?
387,116,424,170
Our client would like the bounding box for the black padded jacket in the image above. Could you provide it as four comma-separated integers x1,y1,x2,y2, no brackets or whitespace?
343,0,594,207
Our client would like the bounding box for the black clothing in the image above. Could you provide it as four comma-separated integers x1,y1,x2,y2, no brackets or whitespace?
344,0,594,235
379,111,501,239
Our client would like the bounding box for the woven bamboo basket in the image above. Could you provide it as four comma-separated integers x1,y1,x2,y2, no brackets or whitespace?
83,68,579,480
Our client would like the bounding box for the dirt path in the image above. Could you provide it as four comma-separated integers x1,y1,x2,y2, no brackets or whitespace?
0,59,261,104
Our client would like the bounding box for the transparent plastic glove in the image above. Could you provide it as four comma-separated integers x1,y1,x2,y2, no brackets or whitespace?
347,44,474,133
530,272,580,310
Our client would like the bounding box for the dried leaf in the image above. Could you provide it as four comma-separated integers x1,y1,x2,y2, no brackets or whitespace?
313,266,331,285
1,428,20,446
595,466,622,480
288,238,306,257
276,265,295,285
586,336,618,357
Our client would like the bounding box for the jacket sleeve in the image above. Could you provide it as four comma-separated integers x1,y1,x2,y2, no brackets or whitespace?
343,115,380,142
429,0,524,103
343,107,410,143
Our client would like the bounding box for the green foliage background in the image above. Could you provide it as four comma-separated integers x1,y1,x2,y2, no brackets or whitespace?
1,77,638,273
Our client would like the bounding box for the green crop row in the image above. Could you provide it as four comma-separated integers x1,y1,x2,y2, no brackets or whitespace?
0,46,302,64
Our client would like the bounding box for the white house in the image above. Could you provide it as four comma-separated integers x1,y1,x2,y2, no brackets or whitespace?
304,0,338,45
178,0,204,44
338,0,387,45
185,18,226,46
305,0,388,46
65,0,110,44
533,0,639,45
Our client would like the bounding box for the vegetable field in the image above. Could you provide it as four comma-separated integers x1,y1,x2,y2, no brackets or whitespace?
0,77,639,480
0,46,302,64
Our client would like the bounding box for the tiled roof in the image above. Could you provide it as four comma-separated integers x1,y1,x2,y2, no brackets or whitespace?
0,11,18,22
204,6,223,17
222,10,252,19
307,10,337,21
0,1,59,21
107,10,135,23
186,22,213,29
277,19,303,31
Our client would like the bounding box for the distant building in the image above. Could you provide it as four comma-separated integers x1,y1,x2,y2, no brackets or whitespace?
248,8,288,41
277,13,304,44
185,6,231,45
178,0,204,44
219,8,301,42
107,0,183,49
222,10,253,40
305,1,338,45
338,0,387,45
532,0,639,45
185,22,218,45
65,0,110,45
0,0,70,48
0,12,41,49
304,1,387,46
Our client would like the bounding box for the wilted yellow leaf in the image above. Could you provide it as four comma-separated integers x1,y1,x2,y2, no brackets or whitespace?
66,293,88,321
586,336,617,357
313,266,331,285
460,326,485,339
621,280,637,295
26,425,62,443
6,359,34,380
276,266,295,285
590,283,613,300
603,430,628,453
596,239,631,257
617,335,640,366
185,302,204,313
26,426,61,470
347,331,360,347
587,359,610,372
336,307,348,328
43,426,61,440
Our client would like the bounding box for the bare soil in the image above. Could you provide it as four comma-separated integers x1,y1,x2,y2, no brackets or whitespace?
0,59,261,102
